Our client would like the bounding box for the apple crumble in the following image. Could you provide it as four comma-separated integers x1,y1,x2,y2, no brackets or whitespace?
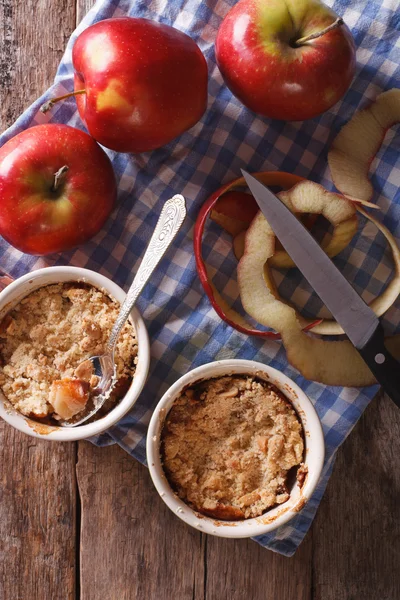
0,283,138,424
161,375,304,520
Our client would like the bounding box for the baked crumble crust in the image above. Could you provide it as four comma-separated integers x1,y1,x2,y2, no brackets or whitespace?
161,375,304,520
0,282,138,421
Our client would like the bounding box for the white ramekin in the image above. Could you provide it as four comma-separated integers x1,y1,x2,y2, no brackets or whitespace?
147,359,325,538
0,266,150,441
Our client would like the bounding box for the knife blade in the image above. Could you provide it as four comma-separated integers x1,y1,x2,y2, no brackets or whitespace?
242,169,400,407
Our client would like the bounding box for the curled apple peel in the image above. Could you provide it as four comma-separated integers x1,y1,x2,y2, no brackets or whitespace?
194,171,323,338
328,89,400,202
238,211,376,386
259,181,400,336
273,182,358,270
211,190,350,269
238,192,400,386
195,172,366,337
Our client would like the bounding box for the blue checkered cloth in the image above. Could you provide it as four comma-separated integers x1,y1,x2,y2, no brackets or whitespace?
1,0,399,556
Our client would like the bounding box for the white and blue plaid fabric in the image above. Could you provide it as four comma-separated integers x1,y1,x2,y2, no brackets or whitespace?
1,0,399,556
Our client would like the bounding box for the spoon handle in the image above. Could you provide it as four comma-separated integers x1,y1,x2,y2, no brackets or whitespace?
107,195,186,353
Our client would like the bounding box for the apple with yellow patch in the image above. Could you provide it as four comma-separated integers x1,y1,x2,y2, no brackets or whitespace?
215,0,356,121
71,17,208,153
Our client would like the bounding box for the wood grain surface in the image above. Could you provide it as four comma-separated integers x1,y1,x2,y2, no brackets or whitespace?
0,2,77,600
1,1,400,599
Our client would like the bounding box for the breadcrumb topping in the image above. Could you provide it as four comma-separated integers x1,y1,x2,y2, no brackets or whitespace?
161,375,304,520
0,283,137,420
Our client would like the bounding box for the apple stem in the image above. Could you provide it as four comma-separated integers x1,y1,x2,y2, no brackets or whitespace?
294,17,344,46
40,89,86,114
52,166,69,192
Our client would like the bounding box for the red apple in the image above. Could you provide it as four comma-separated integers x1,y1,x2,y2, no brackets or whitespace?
70,17,208,153
0,124,117,255
215,0,356,121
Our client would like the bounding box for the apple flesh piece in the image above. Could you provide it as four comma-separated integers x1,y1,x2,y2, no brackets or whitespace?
328,89,400,202
49,378,90,420
233,230,246,261
210,191,258,236
215,0,356,121
0,124,116,255
210,212,249,238
72,17,208,153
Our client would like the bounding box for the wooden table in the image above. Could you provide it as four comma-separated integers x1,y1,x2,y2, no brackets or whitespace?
1,2,399,598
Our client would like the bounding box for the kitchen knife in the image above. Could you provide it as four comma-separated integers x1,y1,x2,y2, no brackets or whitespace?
242,169,400,407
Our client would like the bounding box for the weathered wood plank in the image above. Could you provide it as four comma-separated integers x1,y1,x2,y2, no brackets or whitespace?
313,392,400,600
0,0,76,129
0,2,77,600
0,422,77,600
205,531,312,600
76,0,95,25
77,442,206,600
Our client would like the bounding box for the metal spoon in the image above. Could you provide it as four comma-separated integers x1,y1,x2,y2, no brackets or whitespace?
60,194,186,427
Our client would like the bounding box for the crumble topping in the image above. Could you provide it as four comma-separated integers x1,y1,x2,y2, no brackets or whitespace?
0,283,138,422
161,375,304,520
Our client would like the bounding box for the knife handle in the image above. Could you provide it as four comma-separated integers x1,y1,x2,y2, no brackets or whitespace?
358,323,400,409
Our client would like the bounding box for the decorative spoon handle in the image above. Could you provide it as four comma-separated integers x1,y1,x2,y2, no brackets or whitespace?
106,195,186,353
